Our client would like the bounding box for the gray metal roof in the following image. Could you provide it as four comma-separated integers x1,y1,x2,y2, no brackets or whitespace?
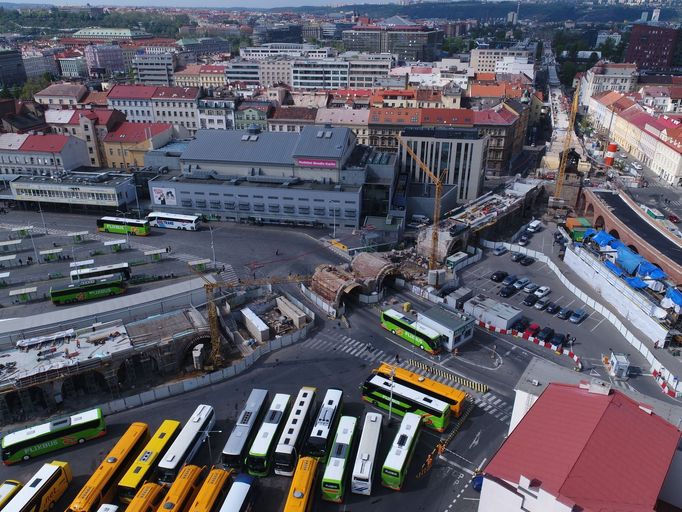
292,125,353,160
180,130,299,166
422,305,474,330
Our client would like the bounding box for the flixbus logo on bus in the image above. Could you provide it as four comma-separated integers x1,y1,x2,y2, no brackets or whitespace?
27,439,60,452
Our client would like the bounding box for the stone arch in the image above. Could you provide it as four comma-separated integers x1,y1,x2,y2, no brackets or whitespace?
180,334,212,369
61,370,108,400
336,282,363,307
594,215,605,229
576,194,587,214
608,228,620,239
585,202,595,220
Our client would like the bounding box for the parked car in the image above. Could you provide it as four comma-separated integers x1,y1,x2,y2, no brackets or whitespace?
502,274,518,286
618,152,627,159
523,282,539,293
632,162,643,171
546,302,561,314
523,293,539,306
518,235,530,246
669,214,680,224
557,307,573,320
493,246,508,256
499,285,517,298
550,333,567,347
523,323,541,337
490,270,508,282
569,308,588,324
534,286,551,298
511,252,525,262
534,297,550,310
536,327,555,342
520,256,535,266
511,317,530,332
513,277,530,290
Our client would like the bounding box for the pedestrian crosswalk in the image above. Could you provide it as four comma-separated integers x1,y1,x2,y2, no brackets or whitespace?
611,379,636,392
301,328,514,425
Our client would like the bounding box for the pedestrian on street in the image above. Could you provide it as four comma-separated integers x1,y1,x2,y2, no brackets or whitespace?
395,353,401,364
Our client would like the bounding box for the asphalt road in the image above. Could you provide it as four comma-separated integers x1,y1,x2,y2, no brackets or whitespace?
595,191,682,262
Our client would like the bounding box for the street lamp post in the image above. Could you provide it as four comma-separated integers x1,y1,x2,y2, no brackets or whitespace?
200,429,222,463
388,366,396,423
27,228,39,264
209,226,217,271
38,202,47,235
116,210,130,245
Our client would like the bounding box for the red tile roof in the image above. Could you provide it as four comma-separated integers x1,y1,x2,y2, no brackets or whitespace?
474,72,496,82
368,107,421,126
473,107,518,125
103,122,172,143
421,108,474,126
271,106,318,121
67,108,120,127
79,90,109,106
152,86,200,100
19,134,69,152
106,84,157,100
485,383,680,512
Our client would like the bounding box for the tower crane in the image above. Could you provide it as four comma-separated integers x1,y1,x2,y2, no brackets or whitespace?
554,82,580,202
396,135,448,270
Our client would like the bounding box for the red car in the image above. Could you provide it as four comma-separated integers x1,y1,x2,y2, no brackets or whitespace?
523,323,541,337
669,214,680,224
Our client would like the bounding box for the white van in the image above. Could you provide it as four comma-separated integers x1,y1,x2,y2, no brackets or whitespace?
527,220,542,233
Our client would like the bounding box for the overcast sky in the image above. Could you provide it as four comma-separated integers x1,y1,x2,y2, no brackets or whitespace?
8,0,395,7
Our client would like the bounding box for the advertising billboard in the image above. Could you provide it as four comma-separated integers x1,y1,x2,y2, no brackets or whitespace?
152,187,177,206
296,158,337,169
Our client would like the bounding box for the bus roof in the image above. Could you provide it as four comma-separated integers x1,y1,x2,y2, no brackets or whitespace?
100,217,148,226
3,463,62,512
367,375,449,414
383,413,420,471
159,405,213,470
323,416,356,482
218,475,254,512
276,387,316,451
375,363,467,409
119,420,181,489
222,389,269,457
285,458,317,511
249,393,290,457
310,388,343,440
147,212,200,221
382,309,441,339
352,413,382,479
2,408,101,448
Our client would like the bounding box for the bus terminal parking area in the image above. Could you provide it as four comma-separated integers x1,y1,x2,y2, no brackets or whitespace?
0,224,194,314
1,339,496,512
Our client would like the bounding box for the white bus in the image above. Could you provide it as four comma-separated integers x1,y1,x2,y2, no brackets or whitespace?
245,393,291,477
157,404,215,484
217,474,257,512
304,388,343,462
273,386,317,476
146,212,201,231
351,412,383,496
221,389,269,470
70,263,131,282
3,461,72,512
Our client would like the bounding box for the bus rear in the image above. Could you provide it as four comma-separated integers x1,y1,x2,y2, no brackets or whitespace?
0,480,22,511
217,474,257,512
156,465,205,512
126,483,165,512
186,468,231,512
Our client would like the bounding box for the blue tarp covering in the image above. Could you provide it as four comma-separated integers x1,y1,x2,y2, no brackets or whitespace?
604,260,624,277
625,276,648,289
609,239,626,250
616,247,642,274
637,261,667,280
666,288,682,307
592,231,615,246
583,228,597,239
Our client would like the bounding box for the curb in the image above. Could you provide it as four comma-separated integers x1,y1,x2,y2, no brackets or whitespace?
408,358,488,393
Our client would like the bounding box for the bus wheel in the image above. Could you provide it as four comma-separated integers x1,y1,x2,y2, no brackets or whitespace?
78,438,85,444
391,330,396,335
420,345,425,350
22,454,30,461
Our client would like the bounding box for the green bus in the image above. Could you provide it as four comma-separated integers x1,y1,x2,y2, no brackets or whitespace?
50,274,128,305
381,412,421,491
361,374,451,432
321,416,357,503
1,408,106,465
380,309,443,354
96,217,150,236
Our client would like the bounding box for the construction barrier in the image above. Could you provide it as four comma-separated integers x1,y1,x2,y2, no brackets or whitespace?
408,358,488,393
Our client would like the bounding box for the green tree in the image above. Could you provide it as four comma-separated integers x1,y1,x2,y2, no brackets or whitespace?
442,36,467,55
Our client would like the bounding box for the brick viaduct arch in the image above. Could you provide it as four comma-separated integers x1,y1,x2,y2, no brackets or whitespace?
579,189,682,283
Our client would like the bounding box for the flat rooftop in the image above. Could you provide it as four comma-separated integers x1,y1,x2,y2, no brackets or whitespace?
13,172,132,188
595,191,682,263
155,174,361,193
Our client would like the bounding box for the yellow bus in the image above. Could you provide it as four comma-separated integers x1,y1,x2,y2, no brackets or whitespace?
186,468,231,512
118,420,181,503
374,363,467,417
66,423,149,512
0,480,22,511
3,461,71,512
283,457,318,512
156,465,204,512
126,483,165,512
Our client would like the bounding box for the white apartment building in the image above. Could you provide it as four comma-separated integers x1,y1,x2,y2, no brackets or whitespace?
240,43,333,61
133,52,177,86
151,86,200,136
579,61,638,108
494,55,535,81
225,60,261,85
348,55,392,88
22,49,60,79
58,56,87,78
292,59,350,90
596,30,622,47
470,48,530,73
0,133,89,179
259,58,293,86
106,84,157,123
198,95,237,130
